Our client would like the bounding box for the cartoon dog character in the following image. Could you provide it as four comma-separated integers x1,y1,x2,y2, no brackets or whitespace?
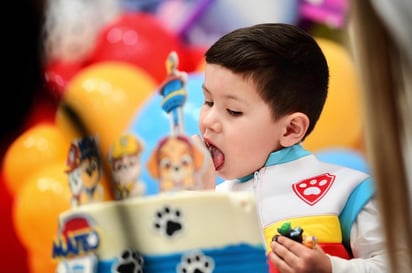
65,143,83,207
108,134,146,200
147,135,206,192
65,136,103,207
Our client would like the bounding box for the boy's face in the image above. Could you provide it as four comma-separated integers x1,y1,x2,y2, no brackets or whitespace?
199,64,288,179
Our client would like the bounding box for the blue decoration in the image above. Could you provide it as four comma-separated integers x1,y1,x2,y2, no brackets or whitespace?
129,73,223,195
159,51,187,135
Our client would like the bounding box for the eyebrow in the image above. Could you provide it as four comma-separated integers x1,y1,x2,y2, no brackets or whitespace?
202,84,241,101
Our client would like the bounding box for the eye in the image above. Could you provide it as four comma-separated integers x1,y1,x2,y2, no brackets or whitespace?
181,154,193,167
114,161,122,171
90,159,98,170
204,100,213,107
128,160,136,167
128,156,137,167
227,109,242,116
160,158,172,170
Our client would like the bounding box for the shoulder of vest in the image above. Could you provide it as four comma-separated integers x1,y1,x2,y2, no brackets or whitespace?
339,177,375,256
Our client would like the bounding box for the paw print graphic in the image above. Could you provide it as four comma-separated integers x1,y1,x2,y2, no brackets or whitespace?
154,205,183,237
292,173,335,205
113,248,144,273
177,251,215,273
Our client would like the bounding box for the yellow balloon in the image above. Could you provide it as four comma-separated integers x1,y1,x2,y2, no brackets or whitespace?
13,162,71,256
56,61,157,158
3,123,71,195
302,38,363,152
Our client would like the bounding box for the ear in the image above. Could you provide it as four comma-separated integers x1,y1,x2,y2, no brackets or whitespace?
192,144,205,171
279,112,309,147
147,149,160,179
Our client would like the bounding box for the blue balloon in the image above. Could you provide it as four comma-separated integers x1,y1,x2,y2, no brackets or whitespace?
315,148,370,174
129,72,211,195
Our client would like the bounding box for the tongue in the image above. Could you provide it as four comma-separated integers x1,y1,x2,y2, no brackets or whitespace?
210,147,224,170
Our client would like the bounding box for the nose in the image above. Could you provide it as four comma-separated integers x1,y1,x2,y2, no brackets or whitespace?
200,107,222,133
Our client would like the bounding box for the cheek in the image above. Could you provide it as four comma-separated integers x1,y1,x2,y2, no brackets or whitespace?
230,123,276,160
198,108,206,130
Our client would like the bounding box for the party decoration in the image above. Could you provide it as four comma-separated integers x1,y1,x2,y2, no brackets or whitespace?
87,12,186,83
144,52,209,193
43,59,84,100
156,0,299,47
42,0,121,63
302,38,363,152
129,72,202,194
65,136,104,207
28,251,57,273
108,134,146,200
0,173,28,272
21,90,58,131
12,162,71,258
3,123,71,195
299,0,349,29
56,61,157,158
155,0,216,38
158,51,188,135
129,72,222,194
186,45,208,72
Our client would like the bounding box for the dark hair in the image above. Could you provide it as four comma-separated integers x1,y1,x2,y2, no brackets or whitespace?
205,23,329,139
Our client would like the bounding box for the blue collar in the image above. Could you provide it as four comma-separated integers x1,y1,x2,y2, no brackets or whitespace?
237,144,311,182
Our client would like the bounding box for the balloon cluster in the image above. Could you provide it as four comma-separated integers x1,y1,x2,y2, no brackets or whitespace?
1,1,363,272
2,60,158,272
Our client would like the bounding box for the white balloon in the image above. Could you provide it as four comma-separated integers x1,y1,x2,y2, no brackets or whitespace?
43,0,121,63
188,0,300,46
155,0,299,47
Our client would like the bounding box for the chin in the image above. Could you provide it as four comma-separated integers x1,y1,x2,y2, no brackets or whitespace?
217,169,239,181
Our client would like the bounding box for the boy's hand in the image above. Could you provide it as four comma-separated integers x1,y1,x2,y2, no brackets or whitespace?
191,134,216,190
270,235,332,273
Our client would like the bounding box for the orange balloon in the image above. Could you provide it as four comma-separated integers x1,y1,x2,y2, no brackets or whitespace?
3,123,71,195
13,162,71,257
302,38,363,152
56,61,157,158
28,250,58,273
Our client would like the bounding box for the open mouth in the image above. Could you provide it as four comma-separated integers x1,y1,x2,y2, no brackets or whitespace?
204,139,224,171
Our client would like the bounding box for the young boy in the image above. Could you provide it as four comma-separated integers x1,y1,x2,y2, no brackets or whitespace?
194,23,387,273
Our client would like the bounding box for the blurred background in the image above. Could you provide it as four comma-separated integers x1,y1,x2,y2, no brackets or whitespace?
1,0,370,272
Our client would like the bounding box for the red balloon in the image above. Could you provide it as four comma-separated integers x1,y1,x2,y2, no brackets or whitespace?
44,60,84,100
22,88,59,131
183,45,207,72
87,12,186,83
0,172,29,272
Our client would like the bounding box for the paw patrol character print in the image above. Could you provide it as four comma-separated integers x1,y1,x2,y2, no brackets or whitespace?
158,51,188,135
65,143,82,207
113,248,144,273
108,134,146,200
147,135,207,192
65,136,103,207
177,251,215,273
272,222,317,249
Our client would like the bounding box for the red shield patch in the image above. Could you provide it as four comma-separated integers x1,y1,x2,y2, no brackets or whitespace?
292,173,335,205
